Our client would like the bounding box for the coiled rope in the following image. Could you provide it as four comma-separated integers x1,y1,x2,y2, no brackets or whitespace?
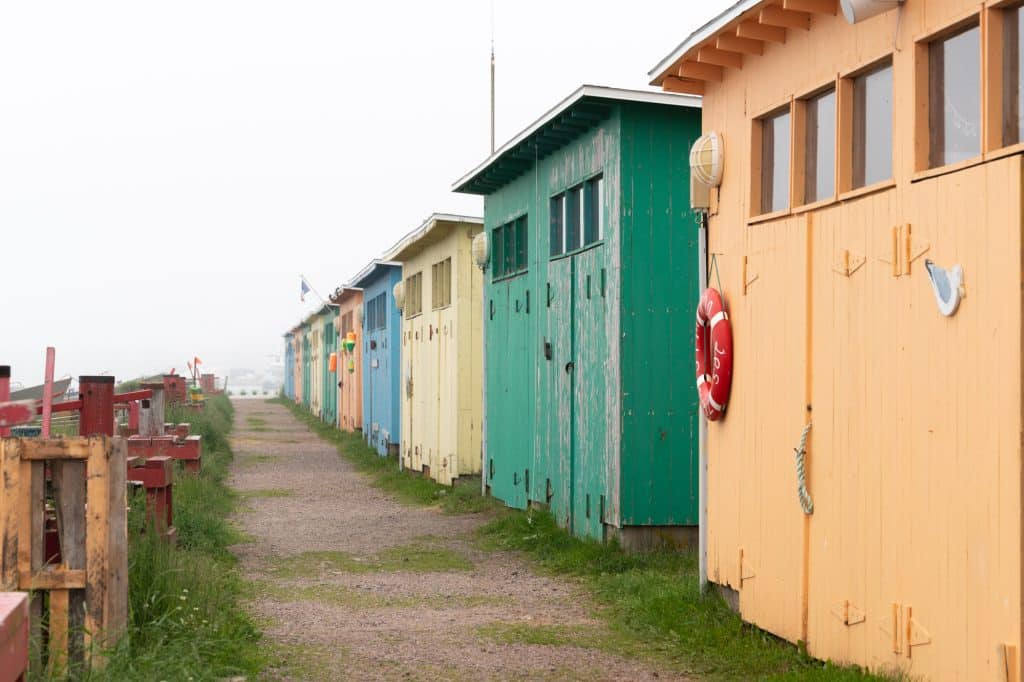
794,420,814,515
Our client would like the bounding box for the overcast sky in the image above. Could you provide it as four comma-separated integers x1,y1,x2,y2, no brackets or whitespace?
0,1,727,388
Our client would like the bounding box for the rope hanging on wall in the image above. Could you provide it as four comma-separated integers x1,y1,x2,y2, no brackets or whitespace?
794,421,814,515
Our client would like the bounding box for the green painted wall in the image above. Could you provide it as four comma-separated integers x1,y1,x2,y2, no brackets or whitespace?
481,98,700,540
321,313,338,424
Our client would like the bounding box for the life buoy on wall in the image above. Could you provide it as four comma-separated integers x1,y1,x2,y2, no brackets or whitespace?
695,287,733,421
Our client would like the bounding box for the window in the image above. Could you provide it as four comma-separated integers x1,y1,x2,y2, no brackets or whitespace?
804,88,836,203
551,175,603,256
549,195,565,256
431,257,452,309
584,175,604,243
492,215,528,279
404,272,422,316
759,107,791,213
366,292,386,330
852,61,893,188
927,24,981,167
1003,6,1024,145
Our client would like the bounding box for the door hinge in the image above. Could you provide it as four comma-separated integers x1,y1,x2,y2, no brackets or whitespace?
1001,643,1019,682
878,602,931,657
738,548,756,587
879,224,929,277
830,599,866,626
832,249,866,278
742,256,758,295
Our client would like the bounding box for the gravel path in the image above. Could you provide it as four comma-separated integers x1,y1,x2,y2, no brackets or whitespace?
229,400,686,681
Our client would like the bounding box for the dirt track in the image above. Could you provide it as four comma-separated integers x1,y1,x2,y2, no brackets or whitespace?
229,399,685,681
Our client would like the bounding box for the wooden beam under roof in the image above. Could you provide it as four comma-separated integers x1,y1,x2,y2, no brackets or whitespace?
782,0,837,14
736,20,787,43
678,61,723,81
759,5,811,30
717,33,764,56
662,77,705,95
698,46,743,69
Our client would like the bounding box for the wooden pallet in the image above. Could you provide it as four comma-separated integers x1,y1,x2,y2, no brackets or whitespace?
0,436,127,670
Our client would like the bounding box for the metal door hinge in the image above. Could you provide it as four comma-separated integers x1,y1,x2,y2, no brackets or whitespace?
738,548,756,587
742,256,758,295
879,224,929,277
832,249,866,278
830,599,866,626
879,602,931,657
1001,643,1018,682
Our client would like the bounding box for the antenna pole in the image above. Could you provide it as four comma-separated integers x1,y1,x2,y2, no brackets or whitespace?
490,1,495,153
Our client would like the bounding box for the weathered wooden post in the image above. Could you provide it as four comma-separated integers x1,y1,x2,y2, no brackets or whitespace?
78,376,114,437
0,592,28,681
138,383,165,436
0,366,10,438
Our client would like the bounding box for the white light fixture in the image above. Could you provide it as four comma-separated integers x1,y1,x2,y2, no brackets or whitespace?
689,132,724,188
840,0,903,24
924,259,964,317
472,232,490,270
393,281,405,312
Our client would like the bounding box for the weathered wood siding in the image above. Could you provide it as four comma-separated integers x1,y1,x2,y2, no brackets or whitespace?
677,1,1023,677
481,100,701,540
283,334,295,400
360,265,403,456
398,219,484,486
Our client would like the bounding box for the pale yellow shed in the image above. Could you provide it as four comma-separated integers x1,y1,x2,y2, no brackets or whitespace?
651,0,1024,679
384,214,484,486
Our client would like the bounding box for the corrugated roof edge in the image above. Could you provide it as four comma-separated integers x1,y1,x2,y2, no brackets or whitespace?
381,212,484,261
647,0,762,84
452,84,701,194
348,259,402,289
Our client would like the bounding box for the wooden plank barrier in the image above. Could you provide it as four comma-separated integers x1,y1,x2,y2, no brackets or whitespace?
126,455,175,541
0,592,28,682
0,436,127,670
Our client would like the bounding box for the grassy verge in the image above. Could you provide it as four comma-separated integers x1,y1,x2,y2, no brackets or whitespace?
275,395,890,682
79,395,265,681
273,397,498,514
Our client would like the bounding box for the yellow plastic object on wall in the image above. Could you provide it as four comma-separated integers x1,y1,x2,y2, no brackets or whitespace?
347,357,355,374
328,352,337,373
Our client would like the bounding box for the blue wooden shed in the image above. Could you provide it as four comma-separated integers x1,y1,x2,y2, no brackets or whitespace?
350,259,403,457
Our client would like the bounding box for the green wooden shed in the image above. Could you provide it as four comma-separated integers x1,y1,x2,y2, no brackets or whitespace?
454,85,702,547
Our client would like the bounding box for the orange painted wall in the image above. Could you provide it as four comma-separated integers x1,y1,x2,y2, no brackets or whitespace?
660,1,1023,678
337,290,364,433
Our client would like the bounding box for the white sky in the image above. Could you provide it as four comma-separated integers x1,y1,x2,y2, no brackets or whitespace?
0,0,728,387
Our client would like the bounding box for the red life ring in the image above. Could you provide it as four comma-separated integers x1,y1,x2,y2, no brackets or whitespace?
695,287,733,421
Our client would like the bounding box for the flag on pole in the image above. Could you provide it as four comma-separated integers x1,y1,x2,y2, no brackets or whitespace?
301,277,311,302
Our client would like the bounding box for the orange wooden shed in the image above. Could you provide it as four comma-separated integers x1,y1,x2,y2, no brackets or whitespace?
332,287,364,433
652,0,1024,679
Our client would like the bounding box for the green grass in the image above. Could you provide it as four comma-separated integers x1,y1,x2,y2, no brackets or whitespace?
274,396,891,681
273,397,499,515
269,543,472,579
246,416,268,427
240,487,294,499
478,511,889,681
49,395,268,681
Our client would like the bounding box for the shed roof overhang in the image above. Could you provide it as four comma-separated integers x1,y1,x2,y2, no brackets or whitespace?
348,259,402,289
648,0,842,92
452,85,700,196
382,213,484,262
329,286,363,306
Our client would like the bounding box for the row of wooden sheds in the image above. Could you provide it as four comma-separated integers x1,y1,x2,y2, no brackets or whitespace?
281,85,705,544
280,0,1024,676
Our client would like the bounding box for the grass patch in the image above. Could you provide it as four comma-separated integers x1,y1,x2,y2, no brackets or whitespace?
62,395,267,681
270,544,472,579
238,453,279,467
478,511,887,681
273,398,500,515
241,488,294,499
253,580,507,611
246,416,268,426
476,622,632,653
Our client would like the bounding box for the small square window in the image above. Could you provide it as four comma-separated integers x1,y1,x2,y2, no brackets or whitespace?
852,61,893,187
566,186,582,251
760,108,791,214
804,89,836,203
928,23,981,167
492,225,504,278
515,216,528,271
